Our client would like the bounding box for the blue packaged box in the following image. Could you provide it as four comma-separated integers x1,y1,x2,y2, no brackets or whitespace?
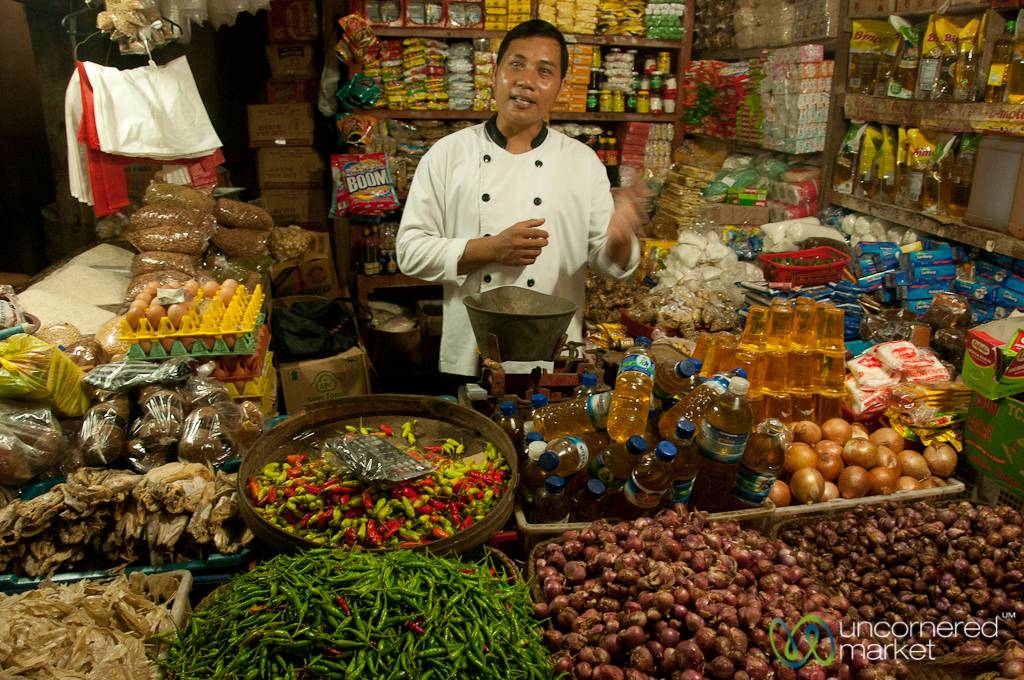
856,255,882,277
1004,273,1024,296
996,287,1024,309
969,301,997,324
856,241,901,258
901,248,955,269
857,269,903,291
1016,259,1024,275
954,278,1000,304
976,261,1012,284
908,264,957,283
901,282,952,301
980,252,1017,270
905,299,933,316
875,288,898,303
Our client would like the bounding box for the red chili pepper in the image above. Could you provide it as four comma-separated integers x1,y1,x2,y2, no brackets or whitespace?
431,526,451,540
317,509,333,528
304,483,323,495
247,479,261,500
461,516,474,530
415,505,434,515
343,528,357,545
460,568,474,575
424,445,444,453
405,620,426,635
343,509,361,519
338,494,351,506
382,519,403,540
336,596,351,616
449,503,462,527
266,488,278,503
326,647,344,657
367,519,383,546
379,424,394,436
286,467,303,479
362,491,374,510
299,512,315,527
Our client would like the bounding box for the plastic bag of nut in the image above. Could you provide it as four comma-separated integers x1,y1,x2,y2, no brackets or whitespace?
131,251,200,277
215,199,274,231
269,225,315,261
211,228,270,258
144,182,216,212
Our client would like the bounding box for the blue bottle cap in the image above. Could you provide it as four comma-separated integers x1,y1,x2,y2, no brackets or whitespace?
585,478,606,497
626,435,648,455
539,452,560,472
675,419,697,440
676,359,699,378
655,440,677,463
499,400,517,416
545,475,567,493
731,367,749,379
691,358,704,371
531,394,549,408
634,336,652,347
580,372,598,387
526,432,544,444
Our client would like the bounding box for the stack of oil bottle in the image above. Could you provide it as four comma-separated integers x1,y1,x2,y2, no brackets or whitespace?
495,298,846,522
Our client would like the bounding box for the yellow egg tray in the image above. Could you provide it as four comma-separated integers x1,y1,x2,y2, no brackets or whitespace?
228,351,278,416
125,318,265,360
119,285,266,341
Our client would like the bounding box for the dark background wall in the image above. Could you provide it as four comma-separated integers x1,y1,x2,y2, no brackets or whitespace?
3,0,271,274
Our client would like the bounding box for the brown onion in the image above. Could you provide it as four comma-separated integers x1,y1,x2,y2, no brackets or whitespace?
875,446,897,470
896,476,919,491
769,480,791,507
790,468,826,504
792,421,822,445
822,481,840,501
896,451,930,480
868,467,899,495
869,427,904,453
923,444,957,477
784,443,818,474
821,418,852,444
837,465,870,499
842,438,878,468
816,450,844,482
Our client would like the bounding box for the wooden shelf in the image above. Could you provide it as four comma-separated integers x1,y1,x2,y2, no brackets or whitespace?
826,190,1024,260
357,109,679,123
355,109,491,120
370,26,686,48
689,132,823,156
356,273,440,307
843,94,1024,137
847,1,987,19
695,37,836,61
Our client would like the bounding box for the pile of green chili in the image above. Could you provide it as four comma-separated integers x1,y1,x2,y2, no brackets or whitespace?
158,549,553,680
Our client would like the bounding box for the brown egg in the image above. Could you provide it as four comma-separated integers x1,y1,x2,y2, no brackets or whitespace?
160,337,175,352
129,299,148,314
224,334,236,350
201,280,220,299
167,303,189,329
145,281,160,295
183,280,200,298
125,308,144,331
145,303,166,330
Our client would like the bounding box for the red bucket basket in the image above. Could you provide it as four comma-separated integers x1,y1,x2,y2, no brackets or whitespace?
757,246,851,286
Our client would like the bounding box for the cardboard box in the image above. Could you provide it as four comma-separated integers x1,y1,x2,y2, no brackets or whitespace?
267,0,319,43
248,104,315,147
261,189,328,228
279,345,372,413
266,79,318,104
699,204,771,225
258,147,325,189
962,318,1024,399
271,232,341,298
266,44,317,80
964,392,1024,496
848,0,894,16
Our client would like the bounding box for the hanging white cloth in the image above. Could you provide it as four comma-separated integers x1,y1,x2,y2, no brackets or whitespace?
64,70,93,206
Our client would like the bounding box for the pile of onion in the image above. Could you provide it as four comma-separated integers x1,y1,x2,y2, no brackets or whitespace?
772,419,956,507
532,506,902,680
779,500,1024,657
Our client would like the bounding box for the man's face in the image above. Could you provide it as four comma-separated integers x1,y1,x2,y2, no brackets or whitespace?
495,36,563,129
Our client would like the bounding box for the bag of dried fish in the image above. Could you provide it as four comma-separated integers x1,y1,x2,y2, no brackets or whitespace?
0,404,63,486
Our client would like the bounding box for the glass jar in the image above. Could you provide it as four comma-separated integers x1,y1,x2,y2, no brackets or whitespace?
599,89,612,112
612,90,625,112
650,94,664,114
637,89,650,113
657,51,672,74
587,89,599,112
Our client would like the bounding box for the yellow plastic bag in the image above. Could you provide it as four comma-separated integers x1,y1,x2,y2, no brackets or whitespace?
0,334,90,416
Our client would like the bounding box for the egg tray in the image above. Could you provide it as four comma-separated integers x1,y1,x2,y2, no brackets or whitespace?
126,318,266,360
229,353,278,417
119,284,265,342
210,326,271,383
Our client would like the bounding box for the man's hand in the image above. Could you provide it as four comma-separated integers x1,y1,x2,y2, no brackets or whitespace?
458,218,549,274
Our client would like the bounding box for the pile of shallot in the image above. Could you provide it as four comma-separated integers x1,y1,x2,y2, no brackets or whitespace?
532,507,904,680
779,500,1024,657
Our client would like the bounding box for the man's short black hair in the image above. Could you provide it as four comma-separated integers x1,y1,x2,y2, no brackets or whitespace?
496,20,568,79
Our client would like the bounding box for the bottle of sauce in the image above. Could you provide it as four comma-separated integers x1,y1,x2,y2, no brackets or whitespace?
732,419,789,508
572,479,609,522
529,475,571,523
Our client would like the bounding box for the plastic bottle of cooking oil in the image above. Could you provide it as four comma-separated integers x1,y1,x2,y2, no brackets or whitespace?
623,440,677,512
492,400,523,452
657,375,730,438
575,372,601,397
521,439,557,503
523,393,548,435
739,305,769,350
732,418,789,508
532,391,612,440
606,337,655,443
538,431,608,477
529,475,571,523
695,377,753,464
653,358,702,402
987,21,1016,103
589,434,647,490
1007,21,1024,104
669,419,699,506
765,299,794,350
791,297,819,350
944,135,979,219
571,478,609,522
523,431,543,465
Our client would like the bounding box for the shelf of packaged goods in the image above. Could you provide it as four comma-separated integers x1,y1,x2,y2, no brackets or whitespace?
689,132,823,156
695,36,836,61
843,94,1024,137
369,26,686,48
357,109,680,122
848,2,987,20
827,190,1024,260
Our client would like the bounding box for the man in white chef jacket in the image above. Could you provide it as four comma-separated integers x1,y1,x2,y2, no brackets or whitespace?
397,20,644,383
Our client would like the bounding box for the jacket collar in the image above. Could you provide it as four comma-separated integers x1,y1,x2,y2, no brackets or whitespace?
485,115,548,150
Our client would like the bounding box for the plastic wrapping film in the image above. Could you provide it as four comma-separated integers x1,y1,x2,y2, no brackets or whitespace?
177,401,263,466
83,357,192,393
182,374,233,408
95,315,133,362
35,323,83,349
922,292,972,330
79,396,131,466
269,226,315,261
124,270,197,302
144,182,216,212
211,229,270,258
131,251,201,277
63,338,107,371
323,433,433,483
125,387,186,473
0,402,65,486
214,199,274,231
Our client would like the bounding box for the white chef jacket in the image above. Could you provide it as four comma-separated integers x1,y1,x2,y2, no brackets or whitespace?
397,120,641,376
